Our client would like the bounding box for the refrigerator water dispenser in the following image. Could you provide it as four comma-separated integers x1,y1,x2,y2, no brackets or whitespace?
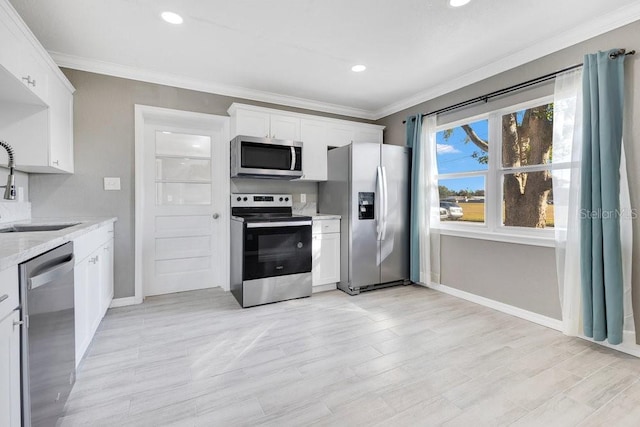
358,192,375,220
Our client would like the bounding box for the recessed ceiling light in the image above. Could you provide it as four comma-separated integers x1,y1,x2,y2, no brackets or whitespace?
161,11,183,24
449,0,471,7
351,64,366,73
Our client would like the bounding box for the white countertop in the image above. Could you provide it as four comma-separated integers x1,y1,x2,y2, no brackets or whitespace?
0,217,117,271
312,213,341,220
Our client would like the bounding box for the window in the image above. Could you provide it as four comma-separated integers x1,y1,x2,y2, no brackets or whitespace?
433,97,568,241
436,118,488,224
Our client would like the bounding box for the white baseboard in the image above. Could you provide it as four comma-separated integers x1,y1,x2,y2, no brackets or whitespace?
577,332,640,358
312,283,337,293
424,282,640,358
424,282,563,331
109,296,140,308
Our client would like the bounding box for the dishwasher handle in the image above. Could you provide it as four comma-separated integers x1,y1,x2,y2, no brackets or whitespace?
29,255,75,290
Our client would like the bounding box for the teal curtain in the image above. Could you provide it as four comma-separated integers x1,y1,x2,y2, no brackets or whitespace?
580,50,625,344
406,114,422,283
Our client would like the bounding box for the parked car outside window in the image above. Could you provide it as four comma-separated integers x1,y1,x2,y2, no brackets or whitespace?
440,207,448,220
440,201,464,220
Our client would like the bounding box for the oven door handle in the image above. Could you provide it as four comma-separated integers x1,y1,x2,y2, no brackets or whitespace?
247,220,312,228
290,147,296,171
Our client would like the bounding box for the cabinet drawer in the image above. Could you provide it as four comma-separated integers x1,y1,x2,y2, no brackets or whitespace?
0,266,19,321
312,219,340,234
73,223,114,263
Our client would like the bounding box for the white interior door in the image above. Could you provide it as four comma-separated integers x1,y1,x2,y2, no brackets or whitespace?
138,107,229,297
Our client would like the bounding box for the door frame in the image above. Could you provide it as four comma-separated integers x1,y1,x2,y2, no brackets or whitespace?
134,104,230,303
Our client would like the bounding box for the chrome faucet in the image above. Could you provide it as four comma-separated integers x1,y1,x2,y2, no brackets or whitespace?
0,141,16,200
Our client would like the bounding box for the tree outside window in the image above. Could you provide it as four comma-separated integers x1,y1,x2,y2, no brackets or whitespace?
435,99,565,232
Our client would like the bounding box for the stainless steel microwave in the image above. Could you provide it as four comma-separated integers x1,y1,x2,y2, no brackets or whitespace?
230,135,303,180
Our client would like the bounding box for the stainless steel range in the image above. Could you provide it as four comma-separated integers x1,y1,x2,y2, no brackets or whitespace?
230,194,312,308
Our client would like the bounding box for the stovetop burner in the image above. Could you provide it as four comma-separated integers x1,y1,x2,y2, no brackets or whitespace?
230,193,312,223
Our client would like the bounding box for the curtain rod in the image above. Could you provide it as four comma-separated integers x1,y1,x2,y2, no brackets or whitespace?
402,48,636,124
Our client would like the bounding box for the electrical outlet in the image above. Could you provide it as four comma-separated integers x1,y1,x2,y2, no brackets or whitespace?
300,193,306,203
104,177,121,191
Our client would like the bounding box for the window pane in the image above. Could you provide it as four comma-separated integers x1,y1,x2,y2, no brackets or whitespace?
155,158,211,181
156,183,211,205
502,171,553,228
501,103,553,168
436,119,489,173
438,176,485,223
156,132,211,157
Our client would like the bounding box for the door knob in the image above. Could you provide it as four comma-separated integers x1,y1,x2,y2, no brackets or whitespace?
212,213,220,219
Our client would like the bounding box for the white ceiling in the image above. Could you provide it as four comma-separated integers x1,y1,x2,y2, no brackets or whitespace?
9,0,640,119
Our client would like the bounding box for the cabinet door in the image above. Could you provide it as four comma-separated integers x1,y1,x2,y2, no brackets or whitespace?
354,128,383,144
99,239,114,316
0,13,48,105
312,233,341,286
326,124,356,148
74,258,90,364
87,251,102,338
18,48,49,104
299,119,328,181
48,78,74,172
74,250,101,364
235,109,270,138
270,114,300,140
0,311,21,427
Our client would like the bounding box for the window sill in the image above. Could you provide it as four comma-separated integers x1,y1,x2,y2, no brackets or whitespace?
434,227,555,248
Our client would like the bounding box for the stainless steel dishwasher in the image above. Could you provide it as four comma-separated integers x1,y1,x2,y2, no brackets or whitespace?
19,242,75,427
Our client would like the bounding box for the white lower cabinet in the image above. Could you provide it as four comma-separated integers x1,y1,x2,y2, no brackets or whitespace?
99,239,114,315
73,224,114,365
0,265,20,427
0,310,21,427
312,219,340,292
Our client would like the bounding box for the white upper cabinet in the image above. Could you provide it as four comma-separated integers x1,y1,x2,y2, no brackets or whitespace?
231,107,301,140
0,0,75,173
270,114,300,140
228,103,384,182
354,127,383,144
233,109,270,138
300,119,328,181
326,123,356,148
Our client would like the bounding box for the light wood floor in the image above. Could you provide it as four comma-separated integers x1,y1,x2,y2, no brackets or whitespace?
59,285,640,426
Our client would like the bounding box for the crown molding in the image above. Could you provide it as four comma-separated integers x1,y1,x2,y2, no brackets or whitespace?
50,51,377,120
372,4,640,120
50,3,640,122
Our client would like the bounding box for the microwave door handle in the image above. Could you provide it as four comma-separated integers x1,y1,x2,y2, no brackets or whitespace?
290,147,296,171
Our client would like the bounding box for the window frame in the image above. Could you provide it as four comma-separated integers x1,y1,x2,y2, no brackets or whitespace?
432,95,568,247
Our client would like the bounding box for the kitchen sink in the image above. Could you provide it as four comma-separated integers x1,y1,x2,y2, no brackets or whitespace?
0,223,79,233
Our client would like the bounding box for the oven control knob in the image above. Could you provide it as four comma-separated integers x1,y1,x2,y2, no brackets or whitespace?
243,197,248,201
285,197,289,202
279,197,283,202
236,197,241,202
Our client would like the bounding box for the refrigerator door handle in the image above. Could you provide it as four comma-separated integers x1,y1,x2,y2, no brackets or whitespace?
381,166,389,240
376,166,383,240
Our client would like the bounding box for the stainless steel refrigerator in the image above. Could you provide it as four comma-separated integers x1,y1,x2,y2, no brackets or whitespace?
319,142,411,295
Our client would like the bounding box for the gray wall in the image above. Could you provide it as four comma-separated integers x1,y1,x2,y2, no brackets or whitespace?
377,21,640,326
29,69,367,299
441,237,561,319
